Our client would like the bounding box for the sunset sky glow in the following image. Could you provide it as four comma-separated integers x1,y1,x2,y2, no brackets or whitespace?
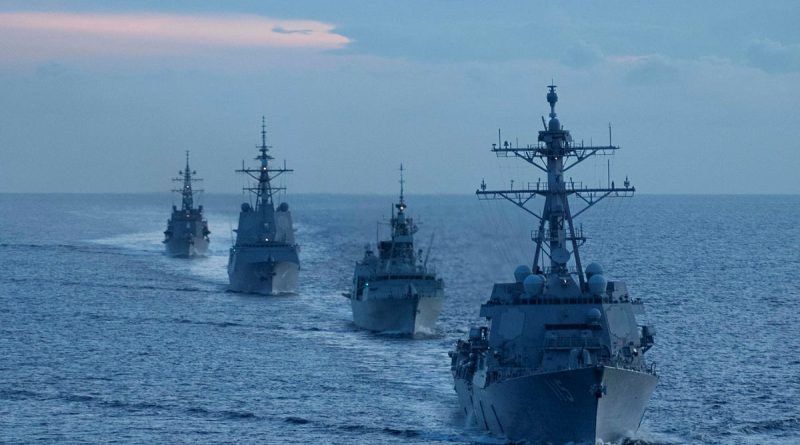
0,1,798,195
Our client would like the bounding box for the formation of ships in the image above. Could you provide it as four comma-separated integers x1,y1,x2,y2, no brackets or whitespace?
159,85,657,444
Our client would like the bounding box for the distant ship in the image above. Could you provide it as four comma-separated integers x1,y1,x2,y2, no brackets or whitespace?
227,117,299,295
344,165,444,334
449,85,657,443
163,151,210,257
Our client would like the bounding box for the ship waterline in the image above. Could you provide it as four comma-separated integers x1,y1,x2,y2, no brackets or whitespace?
456,364,657,443
350,287,443,334
165,234,209,258
227,246,299,295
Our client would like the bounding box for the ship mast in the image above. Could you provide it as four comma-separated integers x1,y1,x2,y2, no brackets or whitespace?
397,163,406,213
172,150,202,211
392,163,415,238
477,84,634,288
236,116,293,212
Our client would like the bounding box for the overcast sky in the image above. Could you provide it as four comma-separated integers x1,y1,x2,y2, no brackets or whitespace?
1,1,798,194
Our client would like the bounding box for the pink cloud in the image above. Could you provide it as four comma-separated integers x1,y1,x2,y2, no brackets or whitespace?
607,55,648,64
0,12,351,61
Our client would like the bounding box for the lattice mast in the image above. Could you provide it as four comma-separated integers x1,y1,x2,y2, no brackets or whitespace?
237,116,293,212
172,150,203,211
477,85,634,287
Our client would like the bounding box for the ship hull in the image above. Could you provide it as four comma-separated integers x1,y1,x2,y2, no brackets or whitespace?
164,236,208,258
163,213,209,258
227,245,299,295
351,292,443,334
454,366,656,444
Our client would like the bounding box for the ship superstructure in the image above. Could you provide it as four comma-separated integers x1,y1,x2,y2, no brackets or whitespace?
344,165,444,334
163,151,210,257
450,85,657,443
227,117,299,295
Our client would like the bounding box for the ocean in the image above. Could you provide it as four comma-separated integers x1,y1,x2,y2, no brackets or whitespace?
1,193,798,444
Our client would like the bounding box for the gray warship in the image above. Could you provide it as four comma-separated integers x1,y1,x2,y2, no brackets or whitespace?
344,166,444,334
227,118,299,295
163,151,210,257
449,85,657,444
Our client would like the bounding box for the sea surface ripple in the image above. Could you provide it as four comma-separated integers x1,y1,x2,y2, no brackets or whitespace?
1,193,798,444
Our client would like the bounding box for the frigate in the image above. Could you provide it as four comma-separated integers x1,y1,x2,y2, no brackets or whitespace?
163,151,210,257
344,165,444,334
227,118,299,295
449,85,657,444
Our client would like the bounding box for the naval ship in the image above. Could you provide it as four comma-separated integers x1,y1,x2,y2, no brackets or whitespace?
344,166,444,334
450,85,657,444
163,151,210,257
227,118,299,295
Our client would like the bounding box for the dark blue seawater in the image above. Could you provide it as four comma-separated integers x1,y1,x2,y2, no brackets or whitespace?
1,193,798,444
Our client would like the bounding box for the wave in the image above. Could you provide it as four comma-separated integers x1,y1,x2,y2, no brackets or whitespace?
278,415,508,444
284,416,311,425
186,406,258,420
0,389,171,413
738,416,800,434
172,317,244,329
0,389,43,401
0,277,213,294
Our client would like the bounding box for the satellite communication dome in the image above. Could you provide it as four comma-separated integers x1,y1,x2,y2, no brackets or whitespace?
514,265,531,283
585,262,604,279
241,202,252,212
588,274,608,295
586,308,602,322
523,274,545,296
278,202,289,212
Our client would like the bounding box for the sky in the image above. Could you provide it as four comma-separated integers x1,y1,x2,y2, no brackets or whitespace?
1,1,799,195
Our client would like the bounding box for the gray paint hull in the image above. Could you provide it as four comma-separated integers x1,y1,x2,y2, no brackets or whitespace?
454,366,656,444
164,236,208,258
227,245,299,295
351,294,443,334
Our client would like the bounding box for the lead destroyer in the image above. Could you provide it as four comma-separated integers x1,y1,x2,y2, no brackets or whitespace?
345,166,444,334
228,118,299,294
450,85,657,444
163,151,210,257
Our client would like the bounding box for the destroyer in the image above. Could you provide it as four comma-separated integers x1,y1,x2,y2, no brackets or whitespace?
163,151,210,257
228,118,299,295
450,85,657,444
344,165,444,334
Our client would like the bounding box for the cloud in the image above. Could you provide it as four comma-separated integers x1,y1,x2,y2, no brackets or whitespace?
745,38,800,73
560,40,604,69
621,55,680,85
0,12,350,61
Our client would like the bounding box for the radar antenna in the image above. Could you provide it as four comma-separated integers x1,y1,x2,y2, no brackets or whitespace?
477,84,635,288
172,150,203,211
236,116,293,212
397,163,406,211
